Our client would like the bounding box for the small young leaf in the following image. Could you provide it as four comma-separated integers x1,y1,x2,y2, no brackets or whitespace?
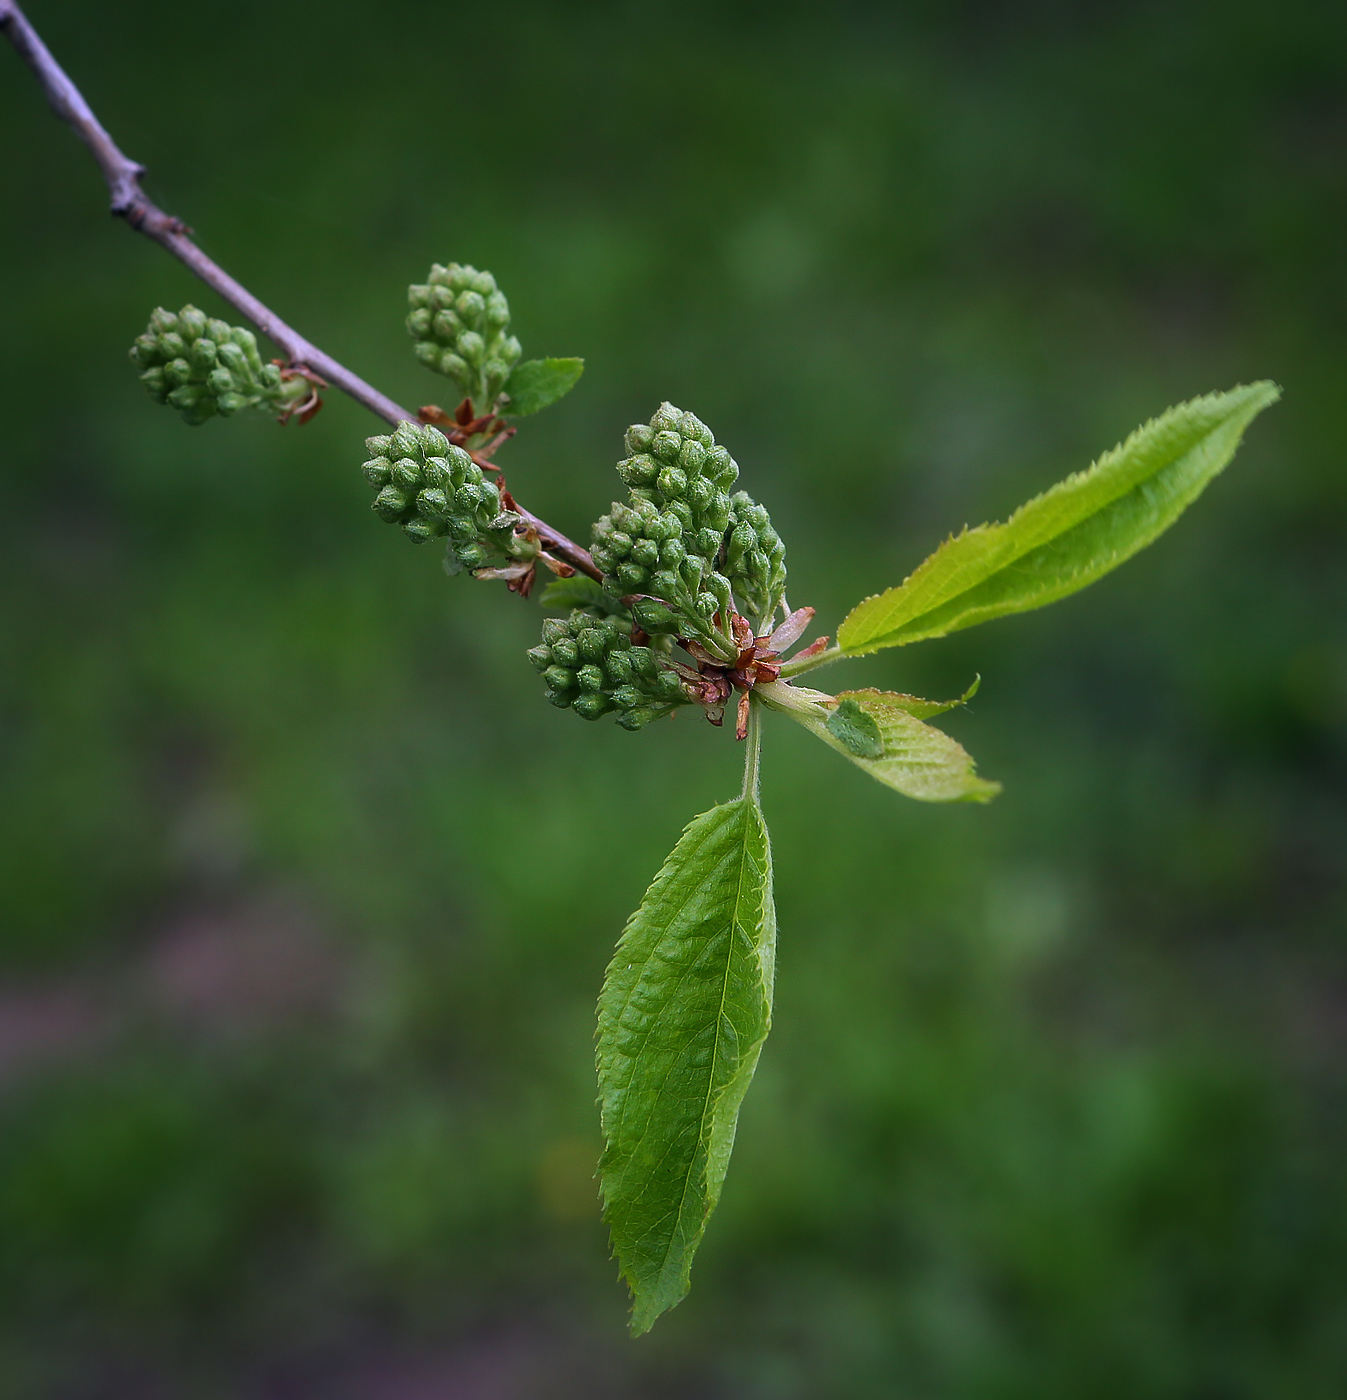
598,795,775,1335
826,698,884,757
785,690,999,802
838,381,1280,655
539,574,608,610
501,356,584,416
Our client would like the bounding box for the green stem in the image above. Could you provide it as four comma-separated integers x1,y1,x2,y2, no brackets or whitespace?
778,642,844,680
741,696,763,803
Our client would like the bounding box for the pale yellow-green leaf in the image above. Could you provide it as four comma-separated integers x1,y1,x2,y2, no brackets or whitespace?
839,381,1280,655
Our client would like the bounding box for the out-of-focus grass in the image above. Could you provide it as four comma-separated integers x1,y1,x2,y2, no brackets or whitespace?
1,1,1345,1395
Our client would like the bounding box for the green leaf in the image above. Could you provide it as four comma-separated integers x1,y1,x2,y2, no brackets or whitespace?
852,676,981,720
826,698,884,757
501,357,584,416
784,689,999,802
598,796,775,1335
539,575,607,610
838,382,1280,655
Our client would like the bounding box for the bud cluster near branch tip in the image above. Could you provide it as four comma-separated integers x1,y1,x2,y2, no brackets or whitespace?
407,263,522,414
130,305,313,425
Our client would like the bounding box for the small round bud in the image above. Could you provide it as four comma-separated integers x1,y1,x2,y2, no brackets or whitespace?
651,430,682,462
552,638,580,668
392,458,422,489
457,331,485,363
572,693,613,721
544,665,577,692
632,599,678,632
577,664,605,692
456,290,486,321
179,306,208,340
678,440,707,474
417,487,450,519
656,465,687,497
526,645,551,673
617,455,658,487
403,517,444,543
625,423,654,454
578,628,610,661
374,486,410,522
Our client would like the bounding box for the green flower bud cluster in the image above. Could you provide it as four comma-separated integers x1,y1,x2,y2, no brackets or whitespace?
527,611,690,730
129,305,305,426
406,263,523,409
362,420,527,572
724,491,787,627
590,403,743,651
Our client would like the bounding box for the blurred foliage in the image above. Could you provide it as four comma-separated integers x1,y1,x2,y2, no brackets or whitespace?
1,0,1345,1395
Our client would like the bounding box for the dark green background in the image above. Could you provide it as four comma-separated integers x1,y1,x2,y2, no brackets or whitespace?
2,1,1345,1394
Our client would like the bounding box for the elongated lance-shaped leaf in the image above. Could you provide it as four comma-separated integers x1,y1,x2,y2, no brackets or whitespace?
763,685,999,802
838,381,1280,655
597,795,775,1335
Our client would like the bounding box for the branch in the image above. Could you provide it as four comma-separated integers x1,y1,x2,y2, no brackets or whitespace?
0,0,600,583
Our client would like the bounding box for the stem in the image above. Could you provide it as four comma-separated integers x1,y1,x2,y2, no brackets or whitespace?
741,697,763,803
778,642,845,680
0,0,601,584
753,679,833,722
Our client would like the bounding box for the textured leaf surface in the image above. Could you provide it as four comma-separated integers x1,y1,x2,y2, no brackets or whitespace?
792,690,999,802
502,356,584,415
839,382,1280,655
598,797,775,1335
539,574,608,610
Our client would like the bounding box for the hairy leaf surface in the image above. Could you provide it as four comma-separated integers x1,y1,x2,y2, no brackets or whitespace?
839,382,1279,655
598,796,775,1335
791,690,999,802
502,356,584,415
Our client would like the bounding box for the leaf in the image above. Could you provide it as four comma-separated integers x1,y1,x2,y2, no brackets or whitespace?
598,796,775,1336
838,382,1280,655
787,689,999,802
501,357,584,416
826,698,884,757
539,575,607,610
846,676,981,721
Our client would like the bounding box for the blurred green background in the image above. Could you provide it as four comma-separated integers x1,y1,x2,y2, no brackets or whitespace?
2,0,1345,1394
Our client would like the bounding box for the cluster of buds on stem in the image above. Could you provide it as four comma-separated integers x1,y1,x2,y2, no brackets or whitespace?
130,306,318,425
528,611,691,730
363,420,528,573
407,264,522,414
